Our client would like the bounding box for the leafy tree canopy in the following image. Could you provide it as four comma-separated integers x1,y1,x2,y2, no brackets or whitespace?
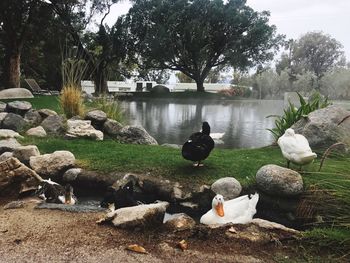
276,32,346,82
124,0,282,91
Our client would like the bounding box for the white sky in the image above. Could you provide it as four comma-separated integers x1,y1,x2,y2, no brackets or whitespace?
104,0,350,61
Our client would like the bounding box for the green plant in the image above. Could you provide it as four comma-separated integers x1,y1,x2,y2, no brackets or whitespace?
267,92,331,140
88,96,125,123
61,58,88,88
59,55,88,118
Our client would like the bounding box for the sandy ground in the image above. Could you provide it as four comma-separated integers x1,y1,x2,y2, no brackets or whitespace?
0,198,301,263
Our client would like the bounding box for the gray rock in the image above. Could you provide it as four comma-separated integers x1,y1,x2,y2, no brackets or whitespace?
24,110,42,126
5,101,32,116
291,105,350,149
66,119,103,140
0,157,42,198
0,129,23,139
26,126,47,137
117,125,158,145
0,138,21,154
211,177,242,200
251,218,299,234
2,113,28,132
150,85,170,93
0,88,34,99
29,150,75,177
256,164,303,197
41,115,66,135
35,203,105,213
111,202,169,229
38,109,58,118
63,168,82,182
103,118,123,136
12,145,40,164
0,152,13,162
85,110,107,129
4,201,25,210
0,102,6,112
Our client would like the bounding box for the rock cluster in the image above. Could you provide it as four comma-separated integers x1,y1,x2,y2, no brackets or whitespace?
0,100,157,144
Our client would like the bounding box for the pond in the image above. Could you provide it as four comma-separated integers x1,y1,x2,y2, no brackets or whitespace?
122,99,284,149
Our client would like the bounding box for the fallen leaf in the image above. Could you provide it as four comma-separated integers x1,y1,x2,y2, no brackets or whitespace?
126,244,148,254
178,239,188,251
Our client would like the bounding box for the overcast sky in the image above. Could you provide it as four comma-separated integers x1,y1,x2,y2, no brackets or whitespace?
104,0,350,60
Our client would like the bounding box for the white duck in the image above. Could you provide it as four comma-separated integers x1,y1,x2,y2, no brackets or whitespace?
277,128,317,169
200,193,259,225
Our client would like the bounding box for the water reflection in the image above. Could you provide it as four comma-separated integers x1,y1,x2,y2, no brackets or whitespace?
122,100,284,149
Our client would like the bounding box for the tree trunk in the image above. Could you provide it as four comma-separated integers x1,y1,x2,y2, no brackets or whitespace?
195,78,205,92
94,63,108,94
3,50,21,89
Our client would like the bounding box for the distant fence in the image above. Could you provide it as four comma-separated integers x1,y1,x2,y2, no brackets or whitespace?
81,81,157,94
81,80,234,94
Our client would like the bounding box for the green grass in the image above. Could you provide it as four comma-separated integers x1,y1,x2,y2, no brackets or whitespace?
0,95,61,113
20,136,285,186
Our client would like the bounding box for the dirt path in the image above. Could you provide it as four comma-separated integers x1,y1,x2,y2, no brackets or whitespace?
0,198,298,263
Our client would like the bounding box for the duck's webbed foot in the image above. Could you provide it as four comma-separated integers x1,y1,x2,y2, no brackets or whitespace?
193,161,204,167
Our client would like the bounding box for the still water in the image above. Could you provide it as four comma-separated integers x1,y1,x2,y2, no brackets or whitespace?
122,99,284,149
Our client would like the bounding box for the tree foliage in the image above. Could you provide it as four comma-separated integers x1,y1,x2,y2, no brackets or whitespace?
0,0,49,89
125,0,282,92
276,32,346,88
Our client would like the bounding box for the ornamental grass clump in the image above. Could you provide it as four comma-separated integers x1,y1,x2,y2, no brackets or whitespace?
59,85,85,118
59,57,87,118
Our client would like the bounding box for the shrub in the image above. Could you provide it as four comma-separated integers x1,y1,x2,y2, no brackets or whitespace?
267,91,330,140
59,85,85,118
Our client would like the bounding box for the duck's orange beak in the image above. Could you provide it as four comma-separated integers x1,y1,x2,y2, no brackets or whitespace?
215,202,224,217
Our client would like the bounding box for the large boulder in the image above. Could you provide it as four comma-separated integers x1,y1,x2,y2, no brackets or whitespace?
5,100,32,116
0,138,21,154
41,115,66,135
85,110,107,129
0,88,34,99
24,110,43,126
37,109,58,118
150,85,170,93
291,105,350,149
12,145,40,164
116,125,158,145
0,157,41,197
26,126,47,137
29,150,75,177
256,164,303,197
2,113,28,132
103,118,123,136
66,119,103,140
211,177,242,200
0,129,23,139
110,202,169,229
